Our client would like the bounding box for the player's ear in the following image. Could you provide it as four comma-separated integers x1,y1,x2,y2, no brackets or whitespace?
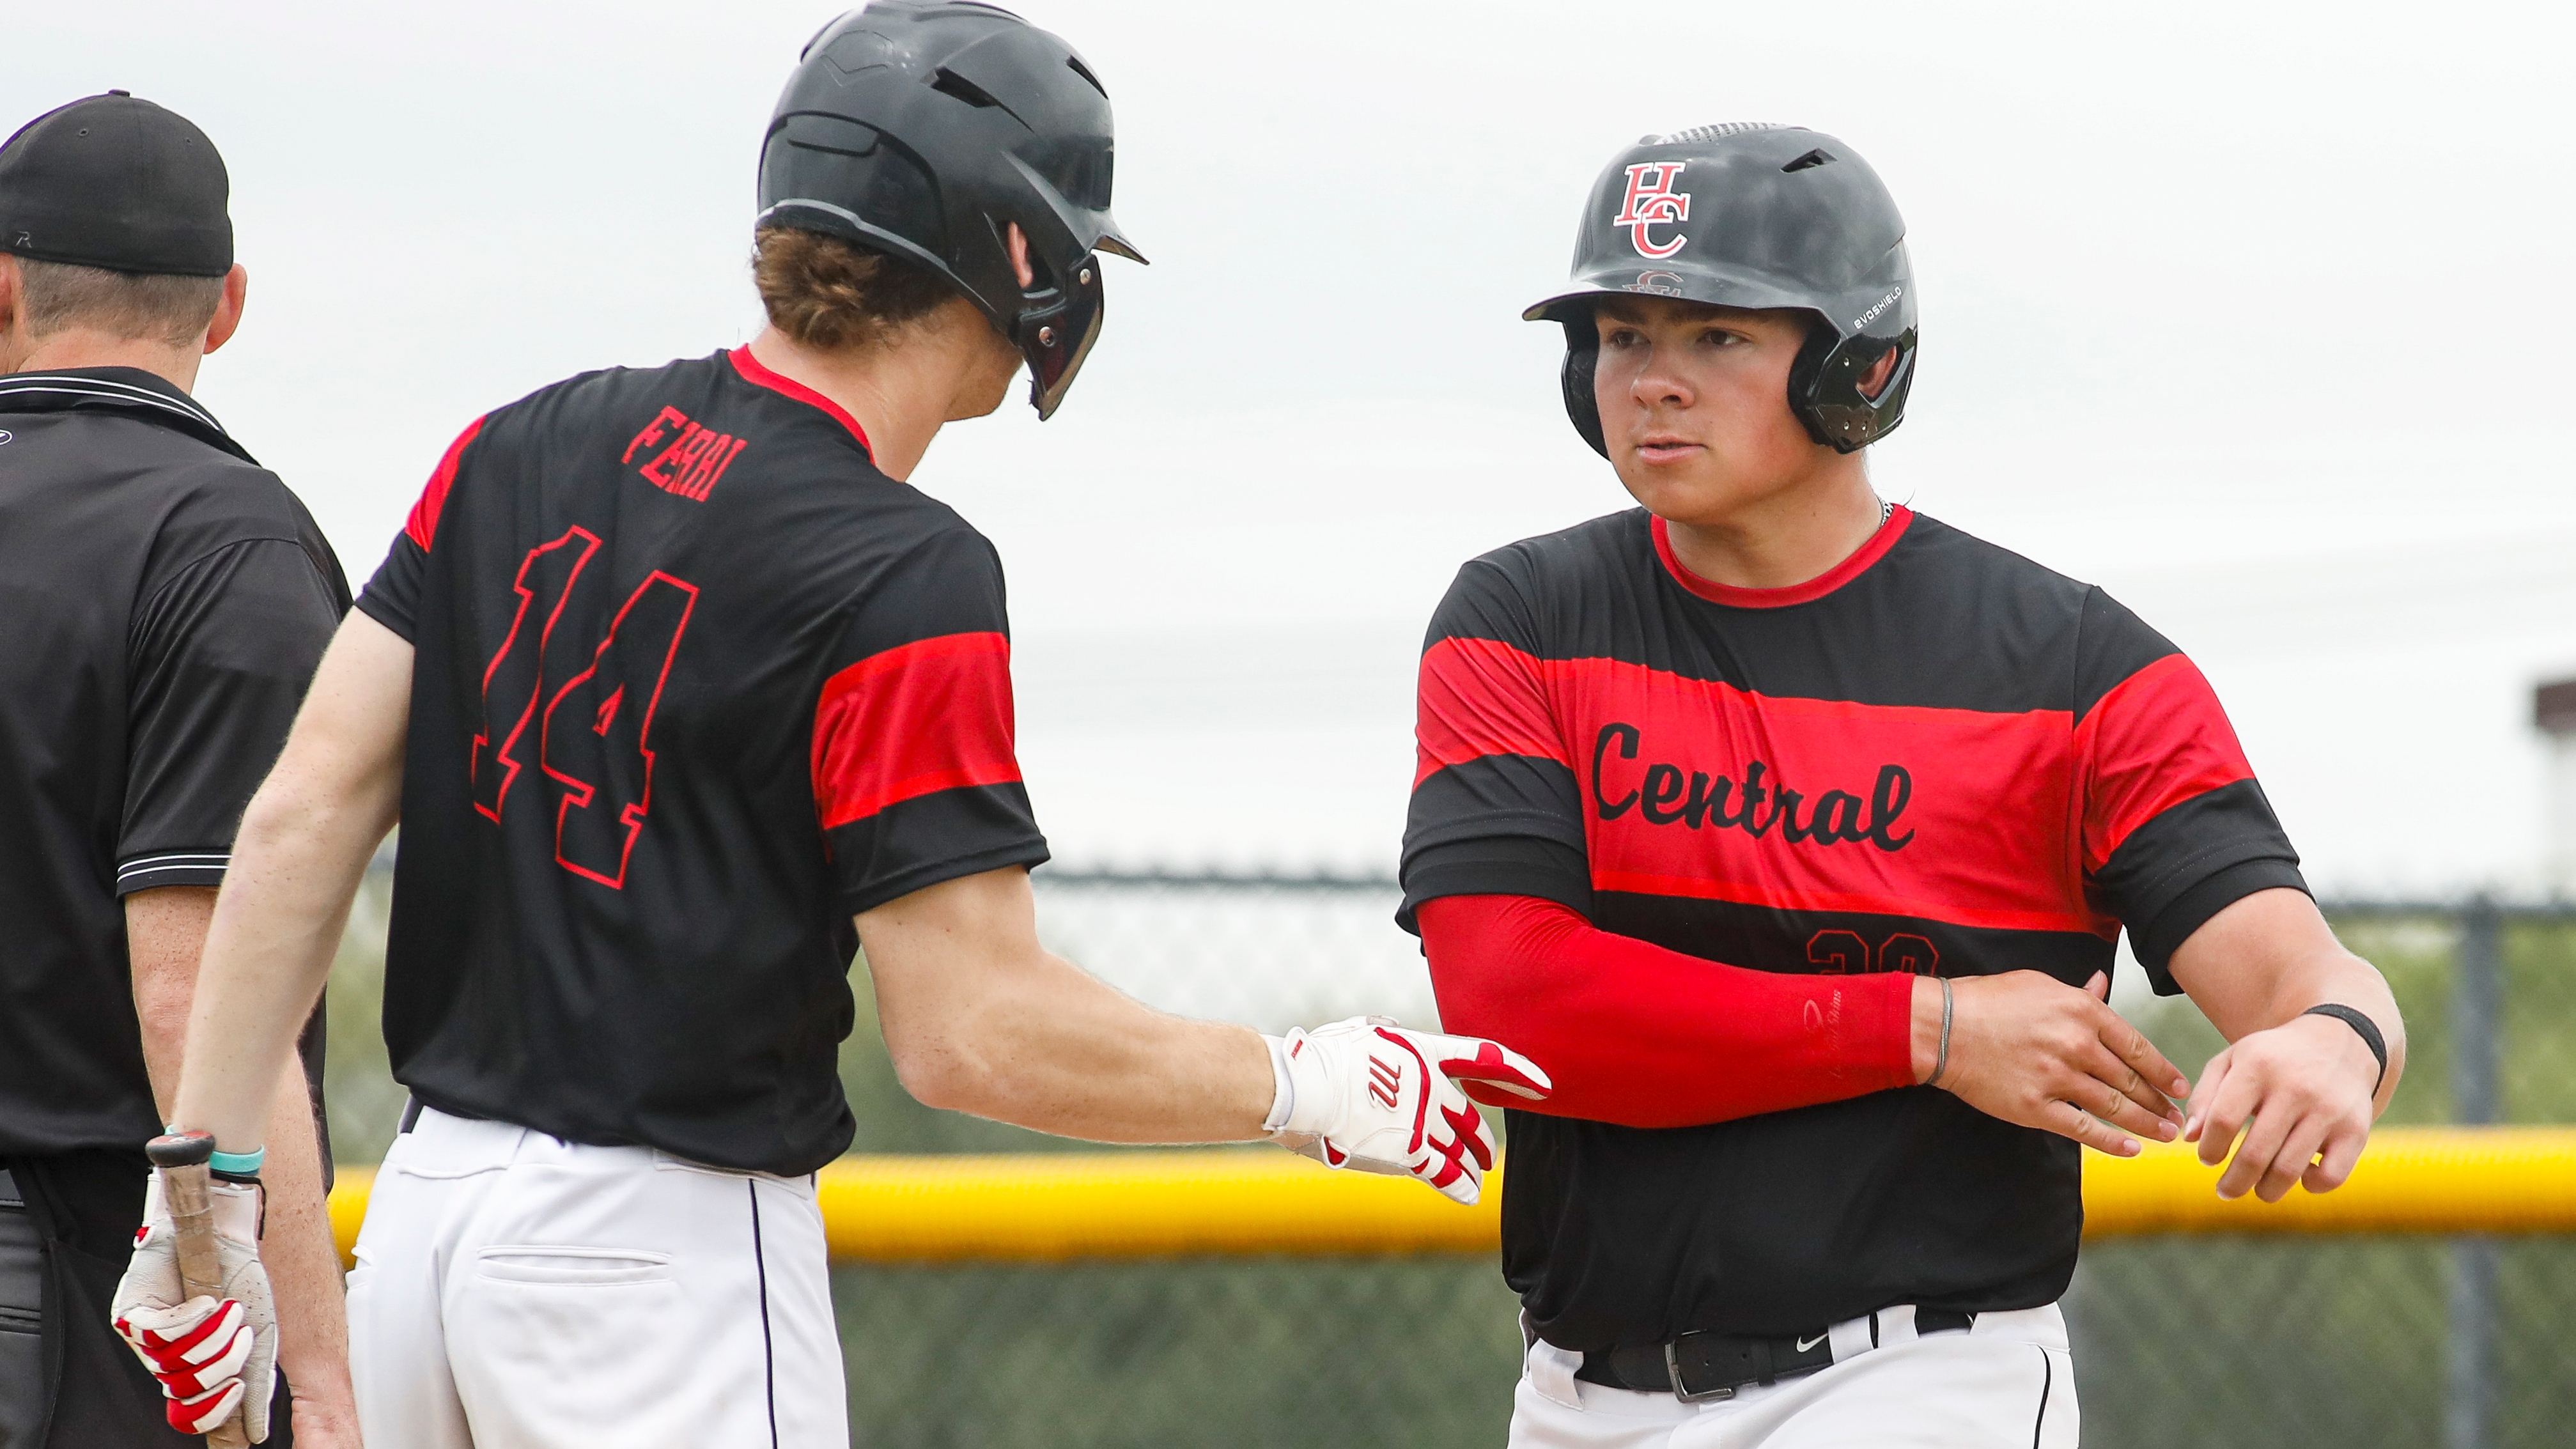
1004,225,1035,291
0,256,22,341
202,265,249,356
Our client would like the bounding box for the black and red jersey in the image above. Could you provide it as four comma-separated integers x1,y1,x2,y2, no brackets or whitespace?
1401,504,2303,1347
357,348,1047,1175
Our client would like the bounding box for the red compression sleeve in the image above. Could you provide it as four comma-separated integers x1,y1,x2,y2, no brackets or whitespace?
1418,894,1919,1129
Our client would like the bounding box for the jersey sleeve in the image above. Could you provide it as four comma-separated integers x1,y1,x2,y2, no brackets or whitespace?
355,417,485,642
118,538,346,892
811,525,1048,915
1399,556,1592,930
2075,588,2306,991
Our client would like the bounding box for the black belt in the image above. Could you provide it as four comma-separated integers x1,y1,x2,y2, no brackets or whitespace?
1576,1308,1977,1402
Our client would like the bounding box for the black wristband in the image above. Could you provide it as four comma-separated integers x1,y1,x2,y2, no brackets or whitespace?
2301,1004,2387,1094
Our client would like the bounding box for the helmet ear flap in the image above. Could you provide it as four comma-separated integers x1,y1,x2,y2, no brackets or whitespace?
1788,314,1916,454
1785,318,1842,451
1559,317,1608,459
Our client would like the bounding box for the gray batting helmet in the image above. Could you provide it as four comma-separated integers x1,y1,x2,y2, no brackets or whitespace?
758,2,1144,419
1526,123,1916,456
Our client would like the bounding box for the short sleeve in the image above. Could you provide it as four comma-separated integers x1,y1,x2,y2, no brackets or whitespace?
355,416,483,642
810,526,1048,915
118,538,345,892
2074,588,2306,991
1398,557,1592,931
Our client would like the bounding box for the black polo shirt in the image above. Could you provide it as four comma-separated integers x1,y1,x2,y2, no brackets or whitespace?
0,368,346,1157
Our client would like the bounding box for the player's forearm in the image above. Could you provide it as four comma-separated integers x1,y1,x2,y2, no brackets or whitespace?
862,866,1278,1142
256,1055,357,1425
902,948,1275,1142
173,616,409,1153
1418,894,1914,1127
173,776,389,1151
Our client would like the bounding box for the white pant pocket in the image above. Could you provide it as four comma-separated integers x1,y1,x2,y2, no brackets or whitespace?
451,1248,689,1446
473,1246,672,1287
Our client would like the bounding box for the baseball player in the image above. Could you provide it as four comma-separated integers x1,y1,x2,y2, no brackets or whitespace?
110,6,1544,1446
1404,124,2406,1446
0,94,356,1447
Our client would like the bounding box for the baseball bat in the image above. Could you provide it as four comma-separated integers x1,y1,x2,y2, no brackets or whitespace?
145,1131,252,1449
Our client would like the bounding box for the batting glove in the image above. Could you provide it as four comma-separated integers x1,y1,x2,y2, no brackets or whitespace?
1265,1016,1550,1205
112,1173,275,1442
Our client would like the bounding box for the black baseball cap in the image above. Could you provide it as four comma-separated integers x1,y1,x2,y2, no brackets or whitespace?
0,92,232,277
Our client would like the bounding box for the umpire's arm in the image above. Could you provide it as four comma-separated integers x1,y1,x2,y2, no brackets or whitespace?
2167,887,2406,1204
169,612,410,1159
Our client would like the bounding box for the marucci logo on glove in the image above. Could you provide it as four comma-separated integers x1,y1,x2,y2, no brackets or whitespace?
1367,1055,1403,1110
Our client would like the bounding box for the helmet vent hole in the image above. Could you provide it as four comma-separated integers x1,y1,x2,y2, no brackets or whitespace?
1781,148,1837,173
930,66,1003,109
1065,55,1108,97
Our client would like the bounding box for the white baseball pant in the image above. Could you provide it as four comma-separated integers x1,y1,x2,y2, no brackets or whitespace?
345,1104,847,1449
1510,1303,2078,1449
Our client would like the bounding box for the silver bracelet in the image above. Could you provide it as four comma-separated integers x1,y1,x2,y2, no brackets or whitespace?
1932,977,1954,1087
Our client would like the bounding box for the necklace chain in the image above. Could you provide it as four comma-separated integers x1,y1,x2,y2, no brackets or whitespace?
1877,497,1893,527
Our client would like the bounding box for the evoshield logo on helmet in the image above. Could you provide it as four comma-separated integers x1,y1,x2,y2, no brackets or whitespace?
1612,163,1690,260
1626,271,1686,297
1852,286,1903,331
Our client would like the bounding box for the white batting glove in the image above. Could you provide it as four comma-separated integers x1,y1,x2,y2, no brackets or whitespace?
112,1174,276,1442
1265,1016,1550,1205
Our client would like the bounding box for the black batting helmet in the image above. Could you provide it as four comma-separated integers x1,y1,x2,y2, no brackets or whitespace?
757,1,1145,418
1526,124,1916,456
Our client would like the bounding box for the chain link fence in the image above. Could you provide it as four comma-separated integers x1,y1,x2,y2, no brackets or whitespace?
320,867,2576,1447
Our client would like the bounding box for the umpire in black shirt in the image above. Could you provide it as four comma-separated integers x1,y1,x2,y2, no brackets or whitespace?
0,93,355,1446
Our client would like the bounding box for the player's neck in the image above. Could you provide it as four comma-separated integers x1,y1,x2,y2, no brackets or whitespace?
3,327,205,392
1656,460,1885,593
745,316,1000,483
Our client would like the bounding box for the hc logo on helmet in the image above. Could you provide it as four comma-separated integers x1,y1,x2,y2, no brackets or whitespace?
1613,162,1690,260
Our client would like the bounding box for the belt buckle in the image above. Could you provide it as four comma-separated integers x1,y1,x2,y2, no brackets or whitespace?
1664,1335,1737,1404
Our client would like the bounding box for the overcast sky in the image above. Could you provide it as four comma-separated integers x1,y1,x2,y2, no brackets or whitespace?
13,1,2575,894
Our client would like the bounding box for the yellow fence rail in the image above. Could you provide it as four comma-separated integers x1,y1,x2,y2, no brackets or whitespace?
325,1126,2576,1267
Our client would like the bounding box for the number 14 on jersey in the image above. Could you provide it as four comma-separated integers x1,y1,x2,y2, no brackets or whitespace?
469,527,699,889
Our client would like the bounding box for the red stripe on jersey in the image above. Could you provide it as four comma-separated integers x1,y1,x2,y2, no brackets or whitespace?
1416,636,1574,786
404,415,486,551
729,347,874,458
812,632,1021,829
1651,507,1913,608
2075,651,2254,871
1420,639,2112,936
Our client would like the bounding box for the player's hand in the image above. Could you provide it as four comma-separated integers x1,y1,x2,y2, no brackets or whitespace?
112,1173,277,1442
1929,970,2187,1156
2183,1011,2380,1202
1268,1016,1550,1205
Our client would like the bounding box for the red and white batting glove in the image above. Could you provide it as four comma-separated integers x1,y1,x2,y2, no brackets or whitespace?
1265,1016,1550,1205
112,1173,276,1441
